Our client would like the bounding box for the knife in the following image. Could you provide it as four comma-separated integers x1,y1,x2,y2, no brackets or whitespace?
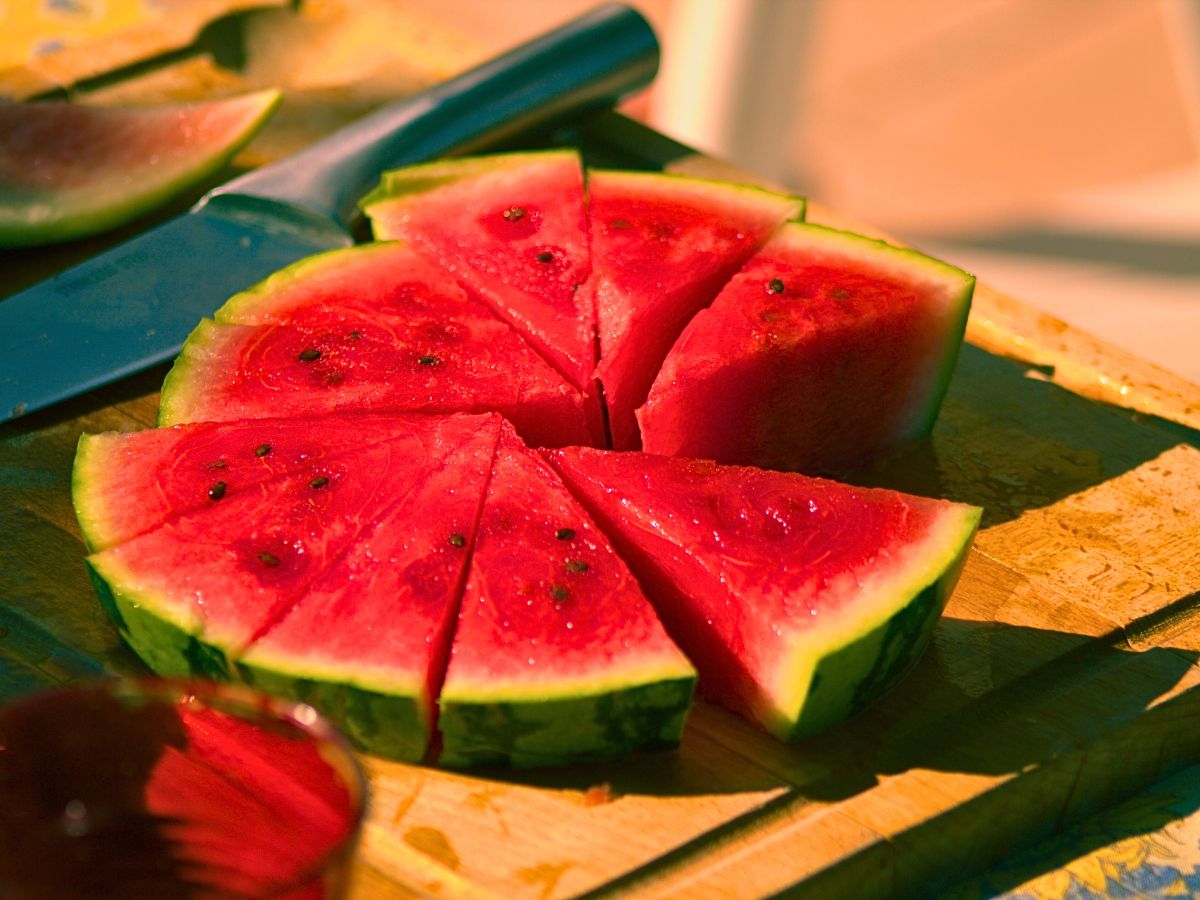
0,3,658,422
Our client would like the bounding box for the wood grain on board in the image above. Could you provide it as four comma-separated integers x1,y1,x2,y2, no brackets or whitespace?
2,18,1199,899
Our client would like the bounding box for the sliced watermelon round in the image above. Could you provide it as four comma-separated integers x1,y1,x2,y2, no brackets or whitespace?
74,150,987,766
438,425,696,768
0,90,280,247
156,243,595,448
587,170,805,449
637,223,975,474
542,446,980,739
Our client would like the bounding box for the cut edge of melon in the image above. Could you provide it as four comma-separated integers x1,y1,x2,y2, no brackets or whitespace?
359,148,583,212
764,503,981,740
72,432,127,553
158,319,241,426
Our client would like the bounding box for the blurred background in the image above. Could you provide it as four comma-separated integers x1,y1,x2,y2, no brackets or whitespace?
5,0,1199,380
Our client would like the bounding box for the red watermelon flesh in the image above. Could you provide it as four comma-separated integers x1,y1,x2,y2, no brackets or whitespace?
638,223,975,474
542,446,980,739
438,424,696,768
156,255,594,448
86,435,444,671
0,90,280,247
360,151,596,396
588,170,805,449
238,416,502,761
73,412,445,552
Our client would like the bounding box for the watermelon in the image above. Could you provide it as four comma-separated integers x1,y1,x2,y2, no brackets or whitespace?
438,424,696,768
237,417,502,762
0,90,280,247
72,411,437,552
86,416,495,680
360,150,597,400
542,447,980,739
74,151,986,766
157,243,595,448
638,223,975,474
587,170,805,449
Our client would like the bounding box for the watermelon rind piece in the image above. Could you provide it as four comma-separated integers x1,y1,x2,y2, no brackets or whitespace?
359,150,571,208
586,168,806,450
0,90,281,247
437,426,696,768
543,447,981,741
638,222,976,473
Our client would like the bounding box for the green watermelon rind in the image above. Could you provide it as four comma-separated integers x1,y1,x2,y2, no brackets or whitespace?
357,148,582,211
88,548,434,762
157,319,236,426
85,554,230,681
236,658,429,763
0,90,282,248
438,672,696,769
72,432,130,553
767,503,981,740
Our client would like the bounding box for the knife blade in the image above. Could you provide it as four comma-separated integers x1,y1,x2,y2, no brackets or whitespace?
0,3,658,422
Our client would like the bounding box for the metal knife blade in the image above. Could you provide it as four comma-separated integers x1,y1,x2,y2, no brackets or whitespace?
0,3,658,422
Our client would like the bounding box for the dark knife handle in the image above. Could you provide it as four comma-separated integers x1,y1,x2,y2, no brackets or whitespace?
210,3,658,228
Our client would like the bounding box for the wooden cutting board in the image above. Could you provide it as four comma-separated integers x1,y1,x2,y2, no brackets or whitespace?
2,71,1199,900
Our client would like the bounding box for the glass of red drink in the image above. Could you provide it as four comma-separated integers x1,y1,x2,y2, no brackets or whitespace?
0,679,368,899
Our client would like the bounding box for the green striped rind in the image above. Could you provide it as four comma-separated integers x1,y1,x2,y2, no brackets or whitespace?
0,90,281,248
767,504,982,740
585,168,807,223
438,672,696,769
85,555,231,681
237,659,428,763
358,149,581,214
780,222,974,441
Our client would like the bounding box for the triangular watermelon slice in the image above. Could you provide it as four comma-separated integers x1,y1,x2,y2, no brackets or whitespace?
360,151,597,399
237,416,501,762
0,91,280,247
438,424,696,768
86,418,490,679
542,447,980,739
587,170,805,449
157,244,594,448
73,411,437,552
638,223,975,474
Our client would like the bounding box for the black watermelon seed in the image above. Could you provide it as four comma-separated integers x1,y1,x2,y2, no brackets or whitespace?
298,348,321,362
535,251,554,263
309,476,329,489
418,355,440,367
207,482,227,501
255,444,272,457
555,528,575,541
449,533,466,548
259,552,280,567
565,559,589,573
549,584,570,601
766,278,785,295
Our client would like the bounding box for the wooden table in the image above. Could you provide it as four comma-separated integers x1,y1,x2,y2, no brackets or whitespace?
3,9,1200,897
